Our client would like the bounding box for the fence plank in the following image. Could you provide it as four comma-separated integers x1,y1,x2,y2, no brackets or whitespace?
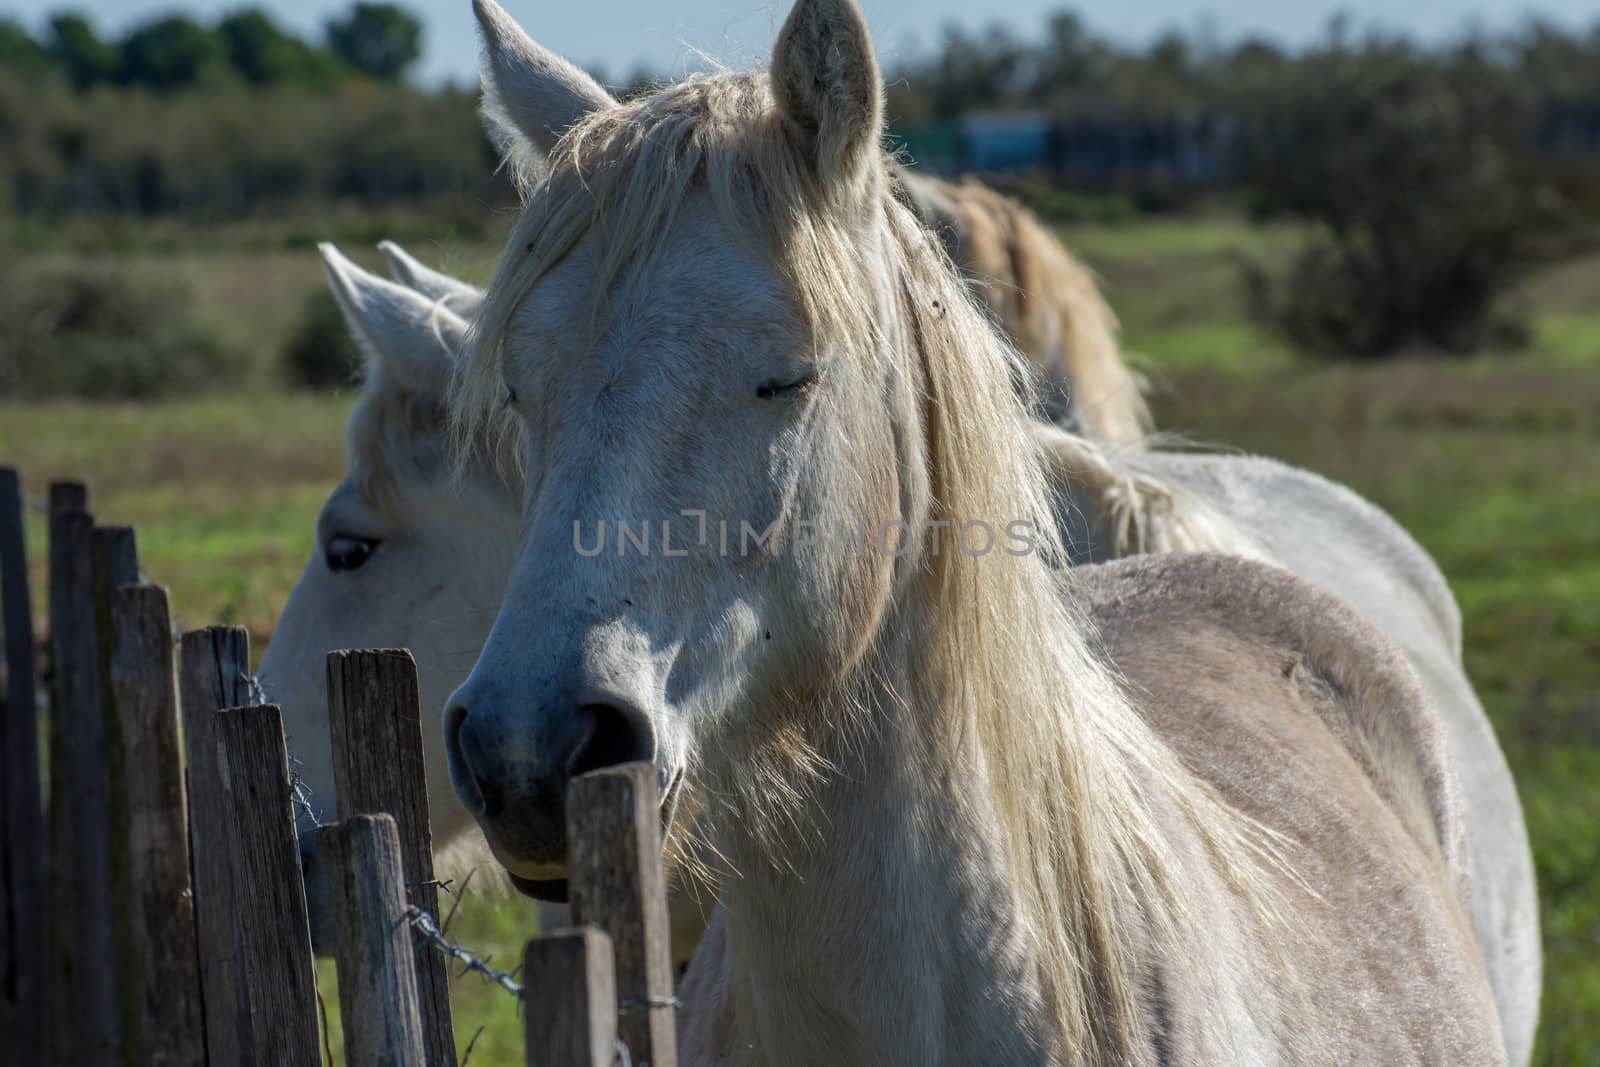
47,482,86,515
176,626,254,1067
326,647,454,1066
91,524,140,1057
109,583,204,1066
207,704,323,1067
45,490,121,1064
42,484,83,1067
523,927,618,1067
567,762,678,1067
177,627,252,756
323,813,426,1067
0,468,44,1067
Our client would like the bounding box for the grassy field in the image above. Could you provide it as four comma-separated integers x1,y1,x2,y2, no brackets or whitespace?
2,216,1596,1063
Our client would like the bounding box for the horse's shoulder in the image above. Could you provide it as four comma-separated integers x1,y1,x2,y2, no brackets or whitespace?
1073,553,1470,896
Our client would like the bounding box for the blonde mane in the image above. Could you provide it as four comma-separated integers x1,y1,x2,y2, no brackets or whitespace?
454,71,1281,1064
1032,425,1266,560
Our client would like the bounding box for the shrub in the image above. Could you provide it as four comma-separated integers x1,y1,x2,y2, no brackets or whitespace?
282,287,360,388
1236,43,1558,356
0,261,245,399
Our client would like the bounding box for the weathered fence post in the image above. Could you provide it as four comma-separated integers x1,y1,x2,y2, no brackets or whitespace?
194,704,323,1066
91,524,139,1055
323,813,427,1067
177,630,253,768
0,468,44,1067
110,583,204,1066
567,762,678,1067
523,928,618,1067
176,625,254,1067
44,483,121,1064
326,647,454,1066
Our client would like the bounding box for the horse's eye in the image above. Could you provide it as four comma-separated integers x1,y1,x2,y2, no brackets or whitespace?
325,535,380,572
505,386,519,408
756,377,815,400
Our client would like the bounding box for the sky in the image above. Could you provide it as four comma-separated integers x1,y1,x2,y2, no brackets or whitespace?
3,0,1596,87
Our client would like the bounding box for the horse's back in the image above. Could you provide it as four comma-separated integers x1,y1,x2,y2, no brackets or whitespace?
1076,553,1504,1063
1129,450,1463,658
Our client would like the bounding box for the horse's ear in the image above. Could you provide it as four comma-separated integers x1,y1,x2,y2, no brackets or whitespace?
378,241,484,317
318,243,466,399
474,0,617,162
771,0,883,189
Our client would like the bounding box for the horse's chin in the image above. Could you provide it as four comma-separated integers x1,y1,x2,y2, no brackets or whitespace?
488,841,570,900
509,874,570,902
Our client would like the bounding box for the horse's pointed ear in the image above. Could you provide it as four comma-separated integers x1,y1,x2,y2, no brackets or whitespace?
378,241,484,317
771,0,883,188
474,0,617,162
318,243,466,399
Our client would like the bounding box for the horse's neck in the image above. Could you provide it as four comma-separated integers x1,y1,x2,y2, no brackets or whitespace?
711,643,1058,1065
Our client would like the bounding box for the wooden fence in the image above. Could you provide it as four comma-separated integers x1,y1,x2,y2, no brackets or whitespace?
0,468,677,1067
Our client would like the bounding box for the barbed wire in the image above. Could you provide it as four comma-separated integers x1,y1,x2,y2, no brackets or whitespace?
407,905,672,1067
241,668,267,707
404,905,525,997
286,753,326,829
619,995,683,1013
240,667,327,830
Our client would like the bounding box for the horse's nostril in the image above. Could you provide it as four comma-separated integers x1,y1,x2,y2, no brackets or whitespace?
569,703,653,778
445,701,501,818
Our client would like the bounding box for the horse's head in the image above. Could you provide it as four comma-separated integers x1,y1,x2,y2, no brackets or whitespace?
443,0,1034,895
258,244,521,941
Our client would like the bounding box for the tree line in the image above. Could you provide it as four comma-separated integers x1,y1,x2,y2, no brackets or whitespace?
885,13,1600,121
0,3,422,90
7,7,1600,359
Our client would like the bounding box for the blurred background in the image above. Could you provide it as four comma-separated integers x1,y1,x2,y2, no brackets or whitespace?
0,2,1595,1063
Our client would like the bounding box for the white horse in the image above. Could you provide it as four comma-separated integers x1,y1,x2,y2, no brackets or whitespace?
441,0,1509,1060
261,236,1537,1058
257,246,522,945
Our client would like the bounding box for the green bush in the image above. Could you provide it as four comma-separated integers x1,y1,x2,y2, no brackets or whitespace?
1237,44,1559,356
282,287,360,388
0,261,245,399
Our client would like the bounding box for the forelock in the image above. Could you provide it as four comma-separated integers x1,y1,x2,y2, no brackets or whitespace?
450,67,896,465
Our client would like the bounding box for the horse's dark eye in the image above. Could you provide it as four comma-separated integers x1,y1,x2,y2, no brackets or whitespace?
325,535,380,572
505,386,519,408
756,377,815,400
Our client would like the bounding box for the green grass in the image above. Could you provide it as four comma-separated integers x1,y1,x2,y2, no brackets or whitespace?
1061,216,1303,259
1532,313,1600,367
0,394,349,637
2,215,1596,1063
